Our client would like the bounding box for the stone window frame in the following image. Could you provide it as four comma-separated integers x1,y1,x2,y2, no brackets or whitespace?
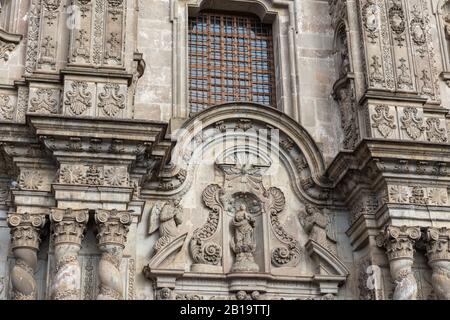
170,0,301,122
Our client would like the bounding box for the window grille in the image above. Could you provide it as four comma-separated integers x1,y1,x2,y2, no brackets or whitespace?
188,12,276,114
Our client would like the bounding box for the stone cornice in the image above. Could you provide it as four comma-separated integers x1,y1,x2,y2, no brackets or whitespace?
27,114,168,142
327,139,450,186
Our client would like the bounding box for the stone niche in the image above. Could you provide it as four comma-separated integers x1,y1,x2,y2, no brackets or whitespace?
143,103,349,300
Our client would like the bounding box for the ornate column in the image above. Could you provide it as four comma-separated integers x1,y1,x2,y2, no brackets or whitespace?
376,225,421,300
95,209,132,300
50,208,89,300
7,212,46,300
424,227,450,300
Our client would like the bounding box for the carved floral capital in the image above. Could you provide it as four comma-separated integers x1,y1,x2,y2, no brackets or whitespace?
424,227,450,262
95,209,132,247
376,225,421,260
7,212,46,250
50,208,89,246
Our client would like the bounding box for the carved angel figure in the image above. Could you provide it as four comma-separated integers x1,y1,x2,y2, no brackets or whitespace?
299,204,337,254
230,204,259,272
149,198,183,253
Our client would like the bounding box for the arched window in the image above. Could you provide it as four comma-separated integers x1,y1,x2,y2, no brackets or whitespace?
188,11,276,114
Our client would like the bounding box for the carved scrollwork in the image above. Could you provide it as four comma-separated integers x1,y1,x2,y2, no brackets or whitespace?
0,94,14,120
371,105,397,138
400,107,424,140
267,187,301,267
29,88,58,114
64,81,92,116
425,118,448,143
189,184,223,266
98,83,125,117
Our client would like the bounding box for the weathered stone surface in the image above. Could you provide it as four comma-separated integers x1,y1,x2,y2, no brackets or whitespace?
0,0,449,301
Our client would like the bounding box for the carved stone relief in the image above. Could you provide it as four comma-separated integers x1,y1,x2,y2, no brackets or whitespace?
64,81,93,116
29,88,59,114
299,204,337,255
149,199,183,254
59,164,129,187
359,0,440,100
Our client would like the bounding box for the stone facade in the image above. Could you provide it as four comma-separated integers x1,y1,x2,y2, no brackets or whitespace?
0,0,449,300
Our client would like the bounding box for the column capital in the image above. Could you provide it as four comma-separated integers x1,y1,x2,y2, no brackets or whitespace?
376,225,421,261
424,227,450,262
50,208,89,246
7,212,46,250
95,209,132,248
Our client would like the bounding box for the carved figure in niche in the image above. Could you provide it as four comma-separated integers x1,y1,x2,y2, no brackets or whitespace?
231,203,259,272
299,204,337,254
149,198,183,253
337,32,350,78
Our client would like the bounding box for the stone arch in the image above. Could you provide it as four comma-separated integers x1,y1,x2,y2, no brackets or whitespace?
154,102,336,206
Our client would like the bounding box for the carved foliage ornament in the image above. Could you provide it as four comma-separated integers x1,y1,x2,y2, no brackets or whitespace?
19,170,43,190
0,94,14,120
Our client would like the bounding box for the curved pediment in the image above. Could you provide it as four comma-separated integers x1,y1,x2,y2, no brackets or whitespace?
152,102,336,206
